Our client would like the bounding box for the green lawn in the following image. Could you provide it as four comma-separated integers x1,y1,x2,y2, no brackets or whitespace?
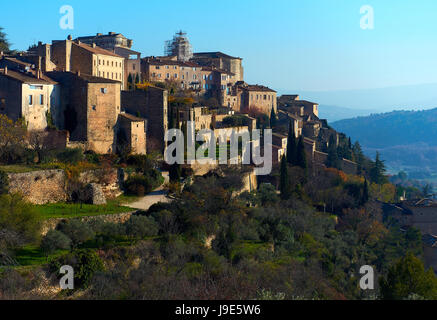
33,202,134,220
0,164,64,173
14,245,69,267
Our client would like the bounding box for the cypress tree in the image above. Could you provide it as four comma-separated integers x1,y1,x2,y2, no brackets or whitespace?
287,121,297,165
135,73,140,84
270,107,277,129
361,178,369,205
326,134,341,170
296,135,307,170
370,152,387,185
280,155,291,200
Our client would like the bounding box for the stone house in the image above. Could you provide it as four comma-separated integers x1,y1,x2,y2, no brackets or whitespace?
121,86,169,153
47,71,121,154
191,52,244,82
0,67,59,130
31,37,126,89
232,82,277,115
117,113,147,155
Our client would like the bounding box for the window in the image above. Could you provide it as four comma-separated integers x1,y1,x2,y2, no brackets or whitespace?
99,59,101,65
156,66,160,70
101,88,107,94
209,75,212,80
112,61,114,67
174,74,178,78
92,105,96,111
193,74,197,79
39,94,44,105
166,73,170,78
174,66,177,69
152,73,156,77
264,95,267,100
166,66,169,69
28,95,33,105
182,74,185,80
133,64,136,70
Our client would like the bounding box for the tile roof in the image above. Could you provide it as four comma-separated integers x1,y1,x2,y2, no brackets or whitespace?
46,71,121,84
0,69,57,84
119,112,146,122
244,84,276,93
74,42,123,58
143,57,199,68
193,52,242,60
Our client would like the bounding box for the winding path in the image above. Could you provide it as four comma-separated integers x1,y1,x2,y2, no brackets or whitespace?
124,172,171,211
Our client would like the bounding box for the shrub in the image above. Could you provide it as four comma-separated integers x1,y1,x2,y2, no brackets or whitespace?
57,219,95,248
0,170,9,195
125,215,158,238
124,175,154,196
49,249,105,288
41,230,71,255
0,194,40,247
56,148,84,164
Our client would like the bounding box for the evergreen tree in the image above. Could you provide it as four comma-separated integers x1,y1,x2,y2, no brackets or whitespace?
0,27,10,53
270,107,277,129
361,178,369,205
127,73,133,90
380,253,437,300
352,141,365,174
279,155,291,200
135,73,140,84
169,163,181,183
326,135,341,170
370,152,387,185
0,170,9,195
296,135,307,170
286,121,297,166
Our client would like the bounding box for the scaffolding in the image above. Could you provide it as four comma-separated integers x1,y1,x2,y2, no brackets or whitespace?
164,31,193,62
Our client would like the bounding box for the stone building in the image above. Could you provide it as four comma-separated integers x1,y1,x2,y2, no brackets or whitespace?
232,82,277,115
117,113,147,155
76,32,140,89
30,38,126,89
0,67,59,130
191,52,244,82
121,86,169,153
47,71,121,154
142,56,202,90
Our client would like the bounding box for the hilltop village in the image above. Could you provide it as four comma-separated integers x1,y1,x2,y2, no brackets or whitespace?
2,31,437,300
0,31,355,172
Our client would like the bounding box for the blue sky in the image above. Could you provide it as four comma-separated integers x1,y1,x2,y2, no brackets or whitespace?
2,0,437,92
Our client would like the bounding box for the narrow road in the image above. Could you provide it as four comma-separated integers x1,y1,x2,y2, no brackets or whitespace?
124,172,171,211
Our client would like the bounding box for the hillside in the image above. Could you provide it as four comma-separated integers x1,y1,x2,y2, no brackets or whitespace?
318,105,377,122
331,108,437,180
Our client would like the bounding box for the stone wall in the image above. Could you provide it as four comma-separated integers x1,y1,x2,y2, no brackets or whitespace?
8,168,123,204
41,211,136,236
8,170,67,205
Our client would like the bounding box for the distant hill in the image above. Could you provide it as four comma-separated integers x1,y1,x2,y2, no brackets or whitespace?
318,105,377,122
331,108,437,180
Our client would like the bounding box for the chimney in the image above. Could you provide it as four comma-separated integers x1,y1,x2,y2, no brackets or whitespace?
4,66,7,75
37,69,41,79
67,35,72,41
92,43,96,48
77,70,81,76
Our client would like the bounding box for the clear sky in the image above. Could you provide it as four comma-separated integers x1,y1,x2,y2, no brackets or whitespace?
2,0,437,92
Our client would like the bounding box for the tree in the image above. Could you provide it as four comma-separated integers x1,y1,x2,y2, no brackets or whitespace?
135,73,140,84
169,163,182,183
124,215,158,239
286,121,297,166
0,115,27,163
0,194,40,247
326,135,341,170
0,27,10,53
0,170,9,195
370,152,387,185
57,220,94,249
352,141,366,174
361,178,369,205
127,73,133,90
279,155,291,200
380,253,437,300
296,135,307,170
270,107,277,129
41,230,71,256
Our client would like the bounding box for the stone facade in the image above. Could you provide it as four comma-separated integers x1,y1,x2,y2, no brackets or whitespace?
192,52,244,82
117,113,147,155
121,86,168,153
0,67,60,130
47,71,121,154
